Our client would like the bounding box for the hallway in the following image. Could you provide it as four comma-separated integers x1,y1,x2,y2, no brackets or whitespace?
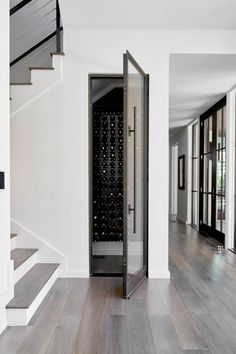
1,221,236,353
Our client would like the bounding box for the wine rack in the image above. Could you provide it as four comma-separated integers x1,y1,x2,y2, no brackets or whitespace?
93,88,123,242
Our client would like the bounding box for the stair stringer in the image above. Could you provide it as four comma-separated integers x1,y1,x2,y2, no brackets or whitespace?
10,54,63,115
11,218,66,277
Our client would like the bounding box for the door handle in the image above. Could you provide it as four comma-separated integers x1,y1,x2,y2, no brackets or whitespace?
128,106,136,234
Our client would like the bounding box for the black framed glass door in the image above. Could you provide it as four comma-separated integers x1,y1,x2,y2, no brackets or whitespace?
199,97,226,244
123,51,149,298
191,122,199,228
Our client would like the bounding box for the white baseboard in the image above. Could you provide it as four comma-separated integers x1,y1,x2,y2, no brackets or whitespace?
177,216,187,224
148,270,170,279
11,218,66,275
7,268,58,326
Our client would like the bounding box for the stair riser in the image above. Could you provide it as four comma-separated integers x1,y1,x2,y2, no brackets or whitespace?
7,268,58,326
14,254,37,284
10,238,16,251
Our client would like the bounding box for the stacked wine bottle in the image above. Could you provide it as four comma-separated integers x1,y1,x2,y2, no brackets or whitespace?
93,88,123,242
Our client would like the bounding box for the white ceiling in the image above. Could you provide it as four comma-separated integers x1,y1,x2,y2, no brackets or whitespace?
60,0,236,30
169,54,236,138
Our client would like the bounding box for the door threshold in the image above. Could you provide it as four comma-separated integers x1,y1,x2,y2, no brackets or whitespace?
91,273,123,277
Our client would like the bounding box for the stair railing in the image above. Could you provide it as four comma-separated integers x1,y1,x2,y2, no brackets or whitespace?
10,0,63,67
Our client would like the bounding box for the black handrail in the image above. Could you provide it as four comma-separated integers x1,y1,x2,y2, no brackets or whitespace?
10,0,62,66
56,0,61,53
10,0,33,16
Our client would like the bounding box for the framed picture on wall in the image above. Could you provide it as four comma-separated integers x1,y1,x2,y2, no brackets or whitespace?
178,155,185,190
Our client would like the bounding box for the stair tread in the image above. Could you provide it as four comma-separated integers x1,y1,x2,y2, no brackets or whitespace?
11,248,38,270
6,263,59,309
50,52,65,56
10,233,17,239
29,67,54,70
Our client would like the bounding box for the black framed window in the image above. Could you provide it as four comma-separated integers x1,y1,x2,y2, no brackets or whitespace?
199,96,226,244
191,122,199,229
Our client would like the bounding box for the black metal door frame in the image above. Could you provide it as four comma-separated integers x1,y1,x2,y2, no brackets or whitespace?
199,96,226,244
88,63,149,294
88,74,124,276
123,51,149,298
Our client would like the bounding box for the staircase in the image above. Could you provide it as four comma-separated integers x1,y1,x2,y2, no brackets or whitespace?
8,0,64,325
10,0,64,113
7,233,59,325
10,51,64,113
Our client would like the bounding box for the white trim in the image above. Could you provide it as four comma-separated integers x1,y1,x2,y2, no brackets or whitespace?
149,271,170,279
11,219,65,259
11,218,66,275
177,216,187,224
226,90,236,249
11,219,91,278
187,118,200,230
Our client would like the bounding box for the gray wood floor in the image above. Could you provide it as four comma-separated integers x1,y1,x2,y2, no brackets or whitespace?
1,221,236,353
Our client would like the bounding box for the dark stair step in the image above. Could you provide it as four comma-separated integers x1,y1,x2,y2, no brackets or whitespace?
11,248,38,270
29,67,54,71
10,233,18,239
10,82,32,85
50,52,65,56
6,263,59,309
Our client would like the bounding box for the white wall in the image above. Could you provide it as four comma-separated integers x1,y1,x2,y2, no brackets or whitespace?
11,29,236,280
169,144,178,215
170,127,189,223
0,0,13,335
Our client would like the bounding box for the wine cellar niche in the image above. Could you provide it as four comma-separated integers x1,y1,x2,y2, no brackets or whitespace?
90,75,124,275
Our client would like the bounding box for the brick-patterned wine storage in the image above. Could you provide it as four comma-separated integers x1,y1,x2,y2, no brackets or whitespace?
92,87,123,243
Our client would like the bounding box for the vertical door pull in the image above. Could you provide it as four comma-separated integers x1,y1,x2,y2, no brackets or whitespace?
128,106,136,234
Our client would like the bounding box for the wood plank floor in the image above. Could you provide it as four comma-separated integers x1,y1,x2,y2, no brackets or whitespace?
1,221,236,353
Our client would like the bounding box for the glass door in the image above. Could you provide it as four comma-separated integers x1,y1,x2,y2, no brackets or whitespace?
199,97,226,244
123,51,148,298
191,122,199,228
